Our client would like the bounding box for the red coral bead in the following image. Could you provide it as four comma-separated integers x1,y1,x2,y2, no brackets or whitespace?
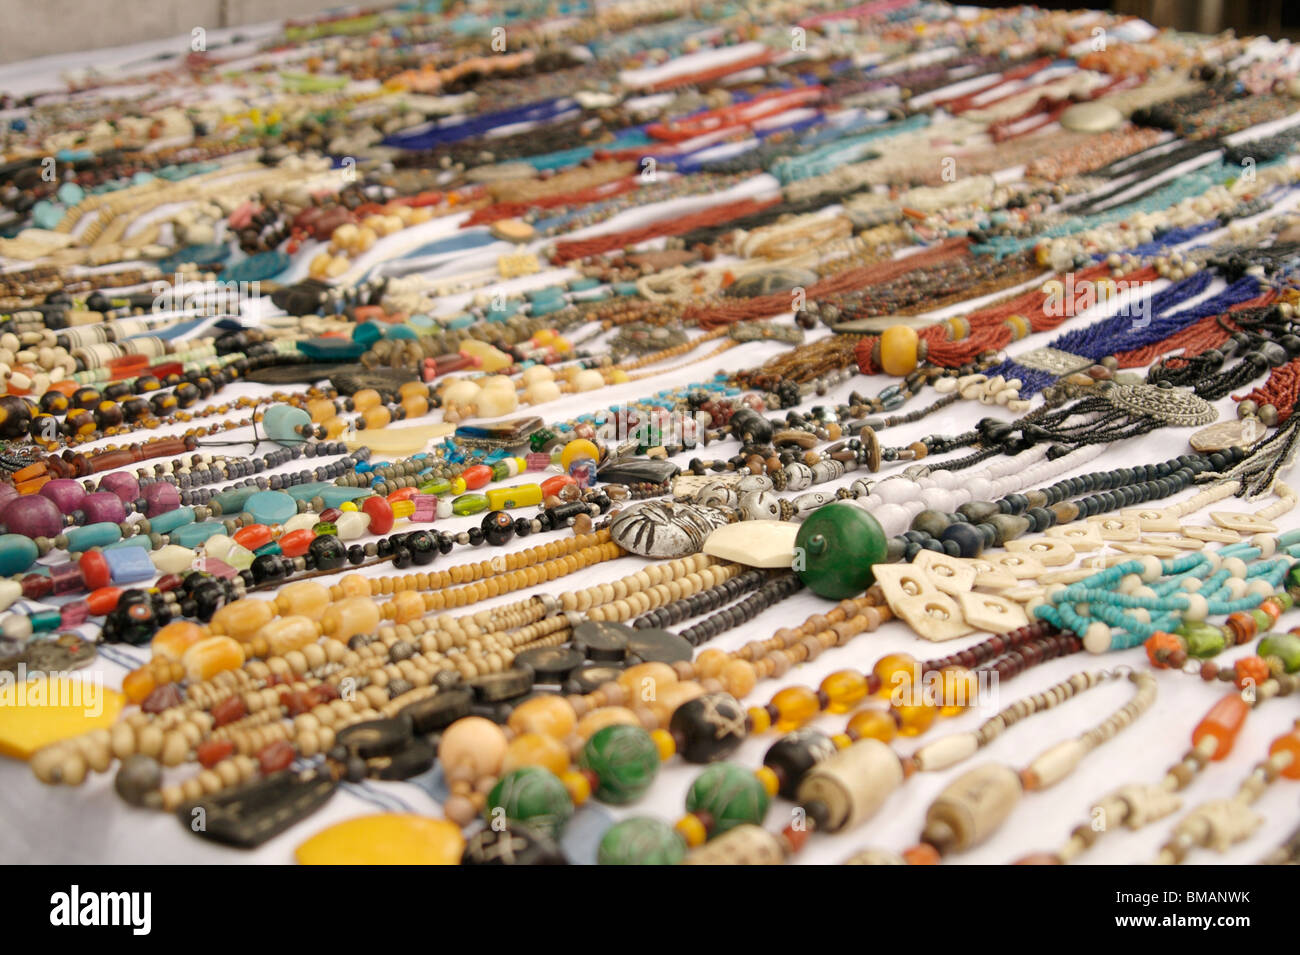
361,495,394,535
278,529,316,557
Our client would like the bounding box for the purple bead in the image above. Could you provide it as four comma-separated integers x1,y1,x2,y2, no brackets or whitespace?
61,602,90,628
39,478,86,514
81,492,127,525
0,484,19,513
3,495,62,538
98,472,140,503
143,482,180,517
49,561,85,595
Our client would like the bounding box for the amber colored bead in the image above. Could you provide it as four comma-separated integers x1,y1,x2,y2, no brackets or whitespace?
746,705,772,734
197,739,234,768
1192,694,1250,760
575,707,639,739
210,599,275,641
398,381,428,401
617,662,677,702
1225,612,1257,644
872,653,917,698
151,620,205,661
879,325,920,376
324,415,348,438
846,708,897,743
402,394,429,418
507,695,577,739
307,398,336,423
891,699,937,737
362,405,391,429
819,670,869,713
902,842,941,865
1269,731,1300,780
771,686,821,732
274,580,331,619
352,389,382,412
503,732,570,775
121,667,157,704
938,667,978,715
719,659,757,698
182,636,245,682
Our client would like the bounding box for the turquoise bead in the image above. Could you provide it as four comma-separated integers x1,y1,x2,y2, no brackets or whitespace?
149,506,196,535
64,523,122,553
243,491,297,525
171,522,223,549
31,610,63,632
285,481,335,502
0,534,39,575
263,405,311,445
212,487,258,514
103,536,152,551
318,486,373,509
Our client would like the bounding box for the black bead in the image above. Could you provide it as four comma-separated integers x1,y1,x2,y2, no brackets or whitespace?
308,534,347,571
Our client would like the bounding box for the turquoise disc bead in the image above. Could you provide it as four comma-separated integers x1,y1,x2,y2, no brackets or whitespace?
243,491,297,525
262,405,311,445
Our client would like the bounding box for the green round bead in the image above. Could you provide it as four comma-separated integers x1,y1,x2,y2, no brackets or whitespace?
485,767,573,838
1259,632,1300,673
685,762,770,838
795,502,888,599
598,817,686,865
579,725,660,804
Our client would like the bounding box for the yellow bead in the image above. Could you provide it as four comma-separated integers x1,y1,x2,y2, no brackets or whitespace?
295,814,463,865
503,733,570,775
352,389,382,412
819,669,868,713
746,705,772,734
1004,313,1029,340
561,769,591,806
651,728,676,760
340,501,358,512
560,438,599,472
879,325,920,376
507,695,576,739
831,733,853,750
486,483,543,510
873,653,917,699
891,700,937,737
939,667,978,716
450,477,467,495
609,369,629,383
846,708,897,743
391,499,416,519
755,766,780,798
771,686,820,732
674,814,708,848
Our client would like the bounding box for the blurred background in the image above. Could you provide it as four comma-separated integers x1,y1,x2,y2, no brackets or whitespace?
0,0,1294,65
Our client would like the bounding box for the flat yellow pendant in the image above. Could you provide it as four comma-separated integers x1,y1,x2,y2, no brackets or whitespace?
343,423,455,457
296,814,464,865
0,675,124,760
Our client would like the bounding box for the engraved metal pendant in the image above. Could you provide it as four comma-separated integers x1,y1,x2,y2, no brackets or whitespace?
1105,383,1217,427
1189,417,1267,452
1014,347,1093,376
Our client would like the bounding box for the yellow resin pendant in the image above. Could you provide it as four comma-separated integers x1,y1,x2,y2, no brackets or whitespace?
342,422,456,456
0,675,124,760
295,814,464,865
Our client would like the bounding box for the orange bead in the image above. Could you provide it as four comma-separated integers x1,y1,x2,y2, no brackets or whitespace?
938,667,978,716
232,524,273,551
902,843,941,865
506,695,577,739
151,621,205,661
352,389,382,412
278,528,316,557
1192,694,1250,760
771,686,821,732
182,636,246,682
307,398,337,423
362,405,391,429
846,708,897,742
324,415,348,438
873,653,917,699
1233,655,1270,691
819,670,868,713
86,586,123,616
1144,631,1182,668
122,667,157,704
891,700,937,737
402,394,429,418
1268,731,1300,780
502,733,569,775
718,659,757,698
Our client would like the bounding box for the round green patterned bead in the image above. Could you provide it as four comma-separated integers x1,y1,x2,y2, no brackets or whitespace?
795,502,888,599
684,762,770,838
485,767,573,838
597,817,686,865
579,725,660,804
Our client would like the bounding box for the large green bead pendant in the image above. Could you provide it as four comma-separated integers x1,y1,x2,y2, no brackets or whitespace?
484,767,574,838
794,502,888,599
